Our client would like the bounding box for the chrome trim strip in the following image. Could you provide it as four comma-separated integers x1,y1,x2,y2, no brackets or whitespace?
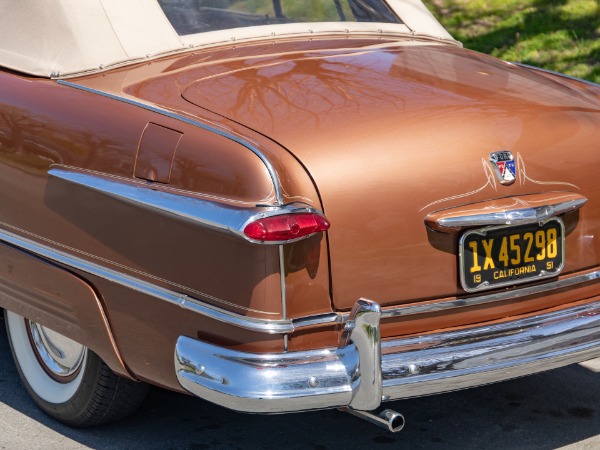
279,245,288,351
292,312,344,327
436,197,587,228
289,268,600,325
378,269,600,319
5,199,600,334
516,62,600,89
9,206,595,332
49,167,325,245
174,297,600,413
56,80,284,205
0,226,294,334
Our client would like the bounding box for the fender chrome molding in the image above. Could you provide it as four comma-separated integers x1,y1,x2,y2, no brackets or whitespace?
2,218,600,333
4,188,600,335
56,80,284,205
49,167,325,245
0,224,295,334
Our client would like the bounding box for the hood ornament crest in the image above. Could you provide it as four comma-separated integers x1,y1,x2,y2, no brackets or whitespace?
490,151,516,185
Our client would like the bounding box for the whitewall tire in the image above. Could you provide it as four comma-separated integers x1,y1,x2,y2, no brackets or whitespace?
4,309,148,427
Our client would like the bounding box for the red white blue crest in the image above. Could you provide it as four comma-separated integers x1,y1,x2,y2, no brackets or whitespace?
490,151,516,185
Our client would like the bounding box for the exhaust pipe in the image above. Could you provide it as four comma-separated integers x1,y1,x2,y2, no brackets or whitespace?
340,407,405,433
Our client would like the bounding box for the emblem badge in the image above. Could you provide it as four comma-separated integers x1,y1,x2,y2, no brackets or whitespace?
490,151,516,185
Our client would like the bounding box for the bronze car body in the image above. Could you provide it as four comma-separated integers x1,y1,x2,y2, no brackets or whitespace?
1,0,600,430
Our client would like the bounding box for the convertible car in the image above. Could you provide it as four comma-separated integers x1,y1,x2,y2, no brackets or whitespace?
1,0,600,432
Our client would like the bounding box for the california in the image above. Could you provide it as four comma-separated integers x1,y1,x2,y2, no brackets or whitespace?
493,265,537,280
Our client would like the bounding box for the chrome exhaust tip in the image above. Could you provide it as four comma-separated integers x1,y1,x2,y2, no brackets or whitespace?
340,407,405,433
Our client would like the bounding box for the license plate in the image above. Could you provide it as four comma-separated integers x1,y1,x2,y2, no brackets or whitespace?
459,218,564,292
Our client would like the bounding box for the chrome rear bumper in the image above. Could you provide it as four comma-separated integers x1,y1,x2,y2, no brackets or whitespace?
175,298,600,413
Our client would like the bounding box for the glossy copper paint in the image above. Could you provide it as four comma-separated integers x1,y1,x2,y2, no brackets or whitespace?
74,37,600,311
87,275,285,392
0,242,131,378
0,72,285,320
176,42,600,310
134,122,182,183
1,34,600,386
70,46,335,320
286,280,600,352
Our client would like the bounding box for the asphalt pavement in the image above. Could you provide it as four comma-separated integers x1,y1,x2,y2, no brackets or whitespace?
2,313,600,449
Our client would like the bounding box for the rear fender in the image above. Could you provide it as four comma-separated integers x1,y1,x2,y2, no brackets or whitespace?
0,242,132,379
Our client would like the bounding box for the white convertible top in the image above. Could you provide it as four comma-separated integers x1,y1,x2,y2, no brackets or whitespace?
0,0,454,78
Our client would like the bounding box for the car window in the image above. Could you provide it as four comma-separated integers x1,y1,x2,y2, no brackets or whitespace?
158,0,402,36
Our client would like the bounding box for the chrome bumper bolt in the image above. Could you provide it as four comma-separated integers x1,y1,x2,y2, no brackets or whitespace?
408,364,420,375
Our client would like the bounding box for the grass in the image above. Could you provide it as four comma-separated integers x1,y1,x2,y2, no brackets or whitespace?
422,0,600,83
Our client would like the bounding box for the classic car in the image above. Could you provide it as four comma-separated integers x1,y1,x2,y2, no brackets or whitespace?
1,0,600,432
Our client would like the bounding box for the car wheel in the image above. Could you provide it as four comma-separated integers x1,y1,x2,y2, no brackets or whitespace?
4,309,148,427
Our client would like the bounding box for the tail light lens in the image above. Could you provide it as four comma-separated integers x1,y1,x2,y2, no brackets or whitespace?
244,213,330,242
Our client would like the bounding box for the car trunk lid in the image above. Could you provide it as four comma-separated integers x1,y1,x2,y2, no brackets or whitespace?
177,41,600,310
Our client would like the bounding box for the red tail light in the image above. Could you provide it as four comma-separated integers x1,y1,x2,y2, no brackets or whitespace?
243,213,330,242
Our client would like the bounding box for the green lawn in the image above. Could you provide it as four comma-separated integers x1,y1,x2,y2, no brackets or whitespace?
423,0,600,83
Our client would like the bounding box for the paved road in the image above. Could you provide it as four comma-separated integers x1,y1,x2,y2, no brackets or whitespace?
2,314,600,450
